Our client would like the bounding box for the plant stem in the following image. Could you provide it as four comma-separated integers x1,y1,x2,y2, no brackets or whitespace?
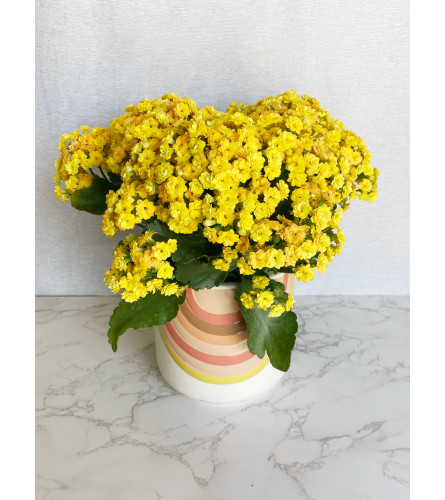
98,166,109,181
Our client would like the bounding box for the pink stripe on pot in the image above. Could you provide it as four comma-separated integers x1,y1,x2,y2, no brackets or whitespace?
164,322,255,366
185,289,244,325
180,305,246,335
283,273,289,288
160,326,266,378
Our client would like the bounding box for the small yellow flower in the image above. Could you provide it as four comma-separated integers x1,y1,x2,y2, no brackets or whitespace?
297,240,317,260
255,291,275,310
312,205,332,231
77,173,93,189
293,201,311,219
162,283,180,296
237,258,255,275
317,254,329,273
252,276,270,290
136,199,156,220
250,223,272,245
358,179,372,193
89,151,104,166
331,208,344,228
277,180,290,199
189,178,203,196
116,213,136,230
238,212,255,231
146,279,163,293
253,203,269,220
152,240,176,260
285,294,295,311
138,230,155,246
175,101,191,118
104,271,120,293
216,207,236,226
218,230,239,246
222,247,237,262
337,229,345,244
295,264,314,282
332,174,345,190
263,187,281,210
54,185,69,202
268,304,286,317
285,116,303,133
265,248,285,269
157,261,174,279
121,291,139,302
240,293,255,309
368,190,378,202
212,259,230,271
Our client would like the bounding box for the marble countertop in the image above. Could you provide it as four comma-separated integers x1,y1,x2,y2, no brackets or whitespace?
36,296,409,500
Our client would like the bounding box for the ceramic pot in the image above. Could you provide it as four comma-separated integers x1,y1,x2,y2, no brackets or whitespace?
155,273,295,403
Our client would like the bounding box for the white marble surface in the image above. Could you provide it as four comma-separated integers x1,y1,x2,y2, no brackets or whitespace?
36,296,409,500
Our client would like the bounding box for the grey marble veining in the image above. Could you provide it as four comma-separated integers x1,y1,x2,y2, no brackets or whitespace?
36,296,409,500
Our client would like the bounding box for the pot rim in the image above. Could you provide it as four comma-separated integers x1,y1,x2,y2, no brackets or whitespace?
215,272,286,290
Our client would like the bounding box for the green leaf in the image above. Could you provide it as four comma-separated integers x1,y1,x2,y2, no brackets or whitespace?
274,197,292,218
235,277,298,372
269,263,304,274
226,260,240,282
107,171,123,188
143,218,221,263
143,218,177,239
175,260,228,290
268,280,285,292
276,266,295,274
70,175,115,215
108,291,185,351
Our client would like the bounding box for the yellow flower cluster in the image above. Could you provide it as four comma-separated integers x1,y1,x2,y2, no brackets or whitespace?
104,232,186,302
55,91,378,299
54,126,113,200
240,276,295,318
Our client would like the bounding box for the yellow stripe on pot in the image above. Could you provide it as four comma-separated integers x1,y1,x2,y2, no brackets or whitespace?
159,329,269,385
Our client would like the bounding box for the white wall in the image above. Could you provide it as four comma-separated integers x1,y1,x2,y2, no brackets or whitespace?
36,0,409,296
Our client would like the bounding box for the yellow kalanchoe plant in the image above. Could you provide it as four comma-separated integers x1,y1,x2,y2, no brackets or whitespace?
55,91,378,371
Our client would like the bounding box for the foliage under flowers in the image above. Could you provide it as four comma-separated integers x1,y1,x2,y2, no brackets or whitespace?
54,91,378,371
235,277,298,372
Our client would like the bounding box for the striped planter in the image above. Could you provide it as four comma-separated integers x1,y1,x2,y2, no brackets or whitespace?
155,273,295,403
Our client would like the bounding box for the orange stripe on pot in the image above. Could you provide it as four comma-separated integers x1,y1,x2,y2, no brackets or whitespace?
178,308,247,345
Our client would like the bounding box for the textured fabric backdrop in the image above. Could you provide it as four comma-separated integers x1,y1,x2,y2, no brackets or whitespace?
36,0,409,296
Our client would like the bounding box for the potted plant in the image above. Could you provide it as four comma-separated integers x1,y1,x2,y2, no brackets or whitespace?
54,91,378,403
